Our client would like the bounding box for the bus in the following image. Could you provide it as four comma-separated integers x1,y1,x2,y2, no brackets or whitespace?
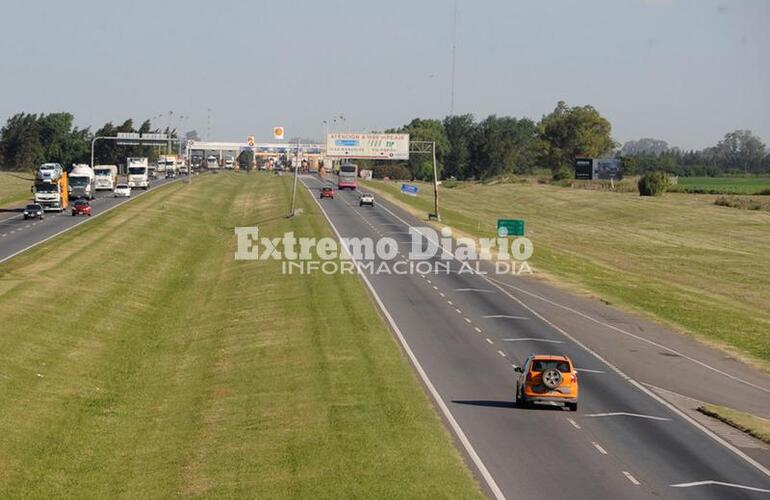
338,163,358,190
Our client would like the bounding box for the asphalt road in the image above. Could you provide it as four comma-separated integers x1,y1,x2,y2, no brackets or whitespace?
0,175,182,264
301,174,770,500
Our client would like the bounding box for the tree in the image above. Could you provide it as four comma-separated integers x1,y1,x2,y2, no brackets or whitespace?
443,114,476,179
469,115,539,179
714,130,766,173
621,138,669,156
538,101,616,173
395,118,448,180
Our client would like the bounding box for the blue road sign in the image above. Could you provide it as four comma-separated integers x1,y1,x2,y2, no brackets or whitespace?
401,184,419,196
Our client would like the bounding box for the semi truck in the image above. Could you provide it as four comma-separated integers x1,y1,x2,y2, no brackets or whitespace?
34,171,69,211
157,155,178,174
127,157,150,189
94,165,118,190
69,164,96,199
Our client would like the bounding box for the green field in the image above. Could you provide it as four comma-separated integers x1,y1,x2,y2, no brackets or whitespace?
363,179,770,368
0,171,33,207
672,176,770,195
0,174,482,498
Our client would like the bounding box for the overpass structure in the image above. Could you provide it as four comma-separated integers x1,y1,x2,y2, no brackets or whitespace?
185,140,324,165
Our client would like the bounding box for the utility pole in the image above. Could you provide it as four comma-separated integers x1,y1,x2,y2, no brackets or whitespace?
450,0,457,116
432,141,440,221
289,137,300,217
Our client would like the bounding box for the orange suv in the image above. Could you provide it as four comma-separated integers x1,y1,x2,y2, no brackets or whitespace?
515,354,578,411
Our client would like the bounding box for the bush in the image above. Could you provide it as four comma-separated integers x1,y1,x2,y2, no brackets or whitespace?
551,166,573,182
638,171,671,196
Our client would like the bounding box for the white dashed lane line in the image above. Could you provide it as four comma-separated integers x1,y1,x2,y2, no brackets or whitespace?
623,472,641,486
567,418,581,430
592,442,608,455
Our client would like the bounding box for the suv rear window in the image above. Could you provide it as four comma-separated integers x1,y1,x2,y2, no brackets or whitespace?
532,360,571,372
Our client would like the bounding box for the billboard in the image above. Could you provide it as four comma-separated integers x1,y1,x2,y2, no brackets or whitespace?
326,133,409,160
574,158,593,180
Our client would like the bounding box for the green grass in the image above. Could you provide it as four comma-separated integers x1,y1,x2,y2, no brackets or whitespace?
363,179,770,368
671,176,770,195
699,404,770,444
0,171,33,207
0,173,482,498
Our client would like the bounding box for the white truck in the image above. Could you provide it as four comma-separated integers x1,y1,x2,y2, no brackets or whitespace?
94,165,118,190
69,164,96,199
127,157,150,189
157,155,177,174
207,155,220,169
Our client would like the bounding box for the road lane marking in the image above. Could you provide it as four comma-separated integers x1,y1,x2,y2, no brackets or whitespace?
623,472,641,486
455,308,462,314
439,292,445,297
567,418,581,430
592,442,608,455
585,412,670,421
432,285,438,290
464,317,471,323
474,327,482,333
482,315,529,320
497,350,506,358
670,481,770,492
301,177,506,500
453,288,494,293
485,338,493,345
575,368,605,374
447,300,453,305
337,177,770,480
503,338,564,344
485,276,770,394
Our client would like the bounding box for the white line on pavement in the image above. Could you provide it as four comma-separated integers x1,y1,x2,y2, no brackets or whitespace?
623,472,641,486
592,442,608,455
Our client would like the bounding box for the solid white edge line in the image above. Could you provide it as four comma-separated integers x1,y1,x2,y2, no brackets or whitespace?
301,177,506,500
0,178,182,266
369,187,770,480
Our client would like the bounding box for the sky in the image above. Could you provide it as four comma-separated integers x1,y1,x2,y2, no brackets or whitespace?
1,0,768,150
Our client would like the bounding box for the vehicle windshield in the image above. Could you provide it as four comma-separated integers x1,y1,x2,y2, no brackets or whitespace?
74,201,88,206
26,204,41,210
116,184,128,189
128,167,146,175
69,177,88,187
94,169,111,176
35,183,58,192
531,360,571,373
340,165,357,173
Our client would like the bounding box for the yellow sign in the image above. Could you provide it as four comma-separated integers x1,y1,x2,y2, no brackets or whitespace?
273,126,285,140
247,136,255,147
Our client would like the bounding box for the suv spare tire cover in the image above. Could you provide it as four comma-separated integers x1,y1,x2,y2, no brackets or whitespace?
542,368,562,389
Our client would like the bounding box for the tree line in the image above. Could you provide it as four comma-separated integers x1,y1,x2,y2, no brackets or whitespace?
0,112,181,171
364,102,769,180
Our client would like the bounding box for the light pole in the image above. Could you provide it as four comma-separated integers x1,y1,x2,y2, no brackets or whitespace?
289,137,300,217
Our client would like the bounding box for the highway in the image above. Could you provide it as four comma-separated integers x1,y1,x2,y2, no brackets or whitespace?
301,174,770,500
0,175,181,264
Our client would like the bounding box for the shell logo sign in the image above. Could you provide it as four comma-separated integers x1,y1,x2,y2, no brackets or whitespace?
247,136,255,147
273,127,285,140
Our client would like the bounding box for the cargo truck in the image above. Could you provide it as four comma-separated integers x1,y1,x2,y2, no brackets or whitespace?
127,157,150,189
69,164,96,199
34,170,69,211
94,165,118,190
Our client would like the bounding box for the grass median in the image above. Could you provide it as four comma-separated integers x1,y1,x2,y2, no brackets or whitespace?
0,173,482,498
362,179,770,369
0,171,33,207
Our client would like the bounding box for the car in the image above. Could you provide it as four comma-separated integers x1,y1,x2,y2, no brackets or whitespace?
23,203,44,220
514,354,578,411
165,171,176,179
114,184,131,197
359,193,374,207
320,187,334,199
71,199,92,217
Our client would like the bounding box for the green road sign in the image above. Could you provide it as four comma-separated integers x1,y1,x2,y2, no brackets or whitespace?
497,219,525,237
